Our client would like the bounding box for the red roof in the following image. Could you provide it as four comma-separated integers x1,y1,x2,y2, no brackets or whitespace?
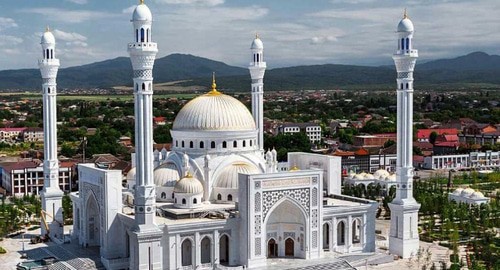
0,161,39,172
417,129,458,140
434,142,459,147
354,148,370,156
0,127,27,132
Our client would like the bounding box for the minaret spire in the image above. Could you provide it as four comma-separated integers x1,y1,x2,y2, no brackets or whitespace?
39,27,64,241
249,34,266,152
128,1,163,269
389,10,420,259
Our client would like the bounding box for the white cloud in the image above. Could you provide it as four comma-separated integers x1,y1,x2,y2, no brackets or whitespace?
155,0,224,6
65,0,88,4
53,29,89,47
21,8,116,23
0,35,23,46
311,36,337,44
122,5,137,14
0,17,18,31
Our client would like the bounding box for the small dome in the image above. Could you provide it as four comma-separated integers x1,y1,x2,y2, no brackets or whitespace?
353,174,364,180
461,188,475,197
452,188,464,195
172,92,256,131
126,167,136,181
215,163,260,189
397,18,414,32
41,31,55,44
154,163,180,187
364,173,374,179
133,3,152,21
174,174,203,194
470,191,485,199
385,174,397,182
251,37,263,50
373,169,390,179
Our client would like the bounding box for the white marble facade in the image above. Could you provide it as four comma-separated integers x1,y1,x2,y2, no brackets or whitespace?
69,1,379,269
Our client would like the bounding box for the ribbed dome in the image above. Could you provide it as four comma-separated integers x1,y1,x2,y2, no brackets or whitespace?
251,37,263,50
452,188,464,195
470,191,485,199
461,188,475,197
172,92,256,131
174,175,204,194
126,167,136,181
397,18,414,32
154,163,180,187
215,163,260,189
374,169,390,179
41,31,55,44
133,3,152,21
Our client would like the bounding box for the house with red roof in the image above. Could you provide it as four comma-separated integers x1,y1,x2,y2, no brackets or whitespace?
416,128,458,142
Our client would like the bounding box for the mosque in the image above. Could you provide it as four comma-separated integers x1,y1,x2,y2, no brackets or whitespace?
38,1,421,269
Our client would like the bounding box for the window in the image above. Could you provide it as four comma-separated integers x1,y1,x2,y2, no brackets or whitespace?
161,192,166,199
136,29,139,42
233,141,237,148
142,83,146,91
182,141,185,148
182,198,186,204
176,140,178,147
200,141,204,148
193,198,197,204
250,140,253,146
406,83,409,89
189,141,193,148
406,38,410,50
217,194,222,200
243,140,246,147
227,194,233,201
401,38,405,50
172,193,175,199
222,141,227,148
211,141,216,149
140,28,145,42
146,28,149,42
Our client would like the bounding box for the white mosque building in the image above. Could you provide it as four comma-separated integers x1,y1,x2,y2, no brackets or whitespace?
61,2,419,269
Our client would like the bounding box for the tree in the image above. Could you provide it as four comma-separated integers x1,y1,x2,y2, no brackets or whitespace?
62,194,73,224
429,131,438,145
384,139,396,148
61,143,76,158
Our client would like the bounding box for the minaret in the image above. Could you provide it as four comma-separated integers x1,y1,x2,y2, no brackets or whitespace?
388,9,421,258
249,34,266,151
128,1,162,269
39,27,64,241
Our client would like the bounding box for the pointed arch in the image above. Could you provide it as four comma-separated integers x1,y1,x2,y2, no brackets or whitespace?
140,28,145,42
181,238,193,266
200,236,211,264
219,234,229,264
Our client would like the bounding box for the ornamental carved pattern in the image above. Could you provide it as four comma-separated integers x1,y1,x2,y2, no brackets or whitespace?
255,237,261,256
254,215,261,235
133,69,153,79
262,188,310,221
312,188,318,207
254,192,261,213
312,231,318,249
283,232,295,240
311,209,318,228
81,182,102,207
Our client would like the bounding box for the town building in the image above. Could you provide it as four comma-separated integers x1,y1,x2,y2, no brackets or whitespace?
22,127,44,142
353,133,396,148
416,128,458,142
277,122,322,143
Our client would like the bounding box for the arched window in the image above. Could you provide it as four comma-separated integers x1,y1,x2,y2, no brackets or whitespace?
181,239,193,266
233,141,237,148
182,198,186,204
323,223,330,250
211,141,216,149
243,140,246,147
50,50,53,59
172,193,175,199
227,194,233,201
406,83,409,89
176,140,178,147
352,219,361,244
140,28,145,42
405,38,410,50
189,141,193,148
200,141,204,148
400,83,404,89
217,194,222,200
337,221,346,245
46,49,49,59
181,141,185,148
250,140,253,146
401,38,405,50
136,29,139,42
201,237,211,264
193,198,197,204
222,141,227,148
161,192,166,199
146,28,149,42
256,54,259,62
142,83,146,91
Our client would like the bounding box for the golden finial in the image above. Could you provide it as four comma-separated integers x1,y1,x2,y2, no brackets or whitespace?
45,26,50,32
255,32,259,39
185,171,193,178
140,0,145,4
290,165,300,172
403,8,408,19
207,72,221,95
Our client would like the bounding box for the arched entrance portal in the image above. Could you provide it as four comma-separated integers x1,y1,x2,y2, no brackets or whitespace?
86,194,100,247
265,199,306,258
219,235,229,265
267,239,278,257
285,238,294,257
181,239,193,266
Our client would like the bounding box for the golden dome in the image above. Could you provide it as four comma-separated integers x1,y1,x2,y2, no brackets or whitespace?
172,77,256,131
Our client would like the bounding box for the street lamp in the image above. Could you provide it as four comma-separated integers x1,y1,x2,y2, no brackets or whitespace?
20,215,27,259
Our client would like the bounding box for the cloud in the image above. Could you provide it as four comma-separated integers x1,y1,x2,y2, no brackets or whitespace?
53,29,88,47
65,0,88,4
311,36,337,44
0,35,23,46
122,5,137,14
155,0,224,6
0,17,18,31
21,8,116,23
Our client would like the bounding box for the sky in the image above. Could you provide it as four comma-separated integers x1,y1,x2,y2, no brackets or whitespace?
1,0,499,70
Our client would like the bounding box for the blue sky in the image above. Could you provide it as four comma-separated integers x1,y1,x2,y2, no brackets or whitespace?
1,0,499,70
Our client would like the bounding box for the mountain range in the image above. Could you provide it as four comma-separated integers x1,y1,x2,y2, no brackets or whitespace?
1,51,499,91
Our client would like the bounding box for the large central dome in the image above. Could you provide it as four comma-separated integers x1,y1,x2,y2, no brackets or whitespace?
172,79,256,131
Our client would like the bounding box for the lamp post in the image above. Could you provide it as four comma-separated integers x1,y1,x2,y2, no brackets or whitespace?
20,215,27,259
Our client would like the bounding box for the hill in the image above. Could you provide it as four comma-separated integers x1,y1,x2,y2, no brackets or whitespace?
1,52,500,91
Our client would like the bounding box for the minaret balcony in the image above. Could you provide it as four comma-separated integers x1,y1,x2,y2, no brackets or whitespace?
128,42,158,51
38,59,60,66
249,62,267,68
396,50,418,57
